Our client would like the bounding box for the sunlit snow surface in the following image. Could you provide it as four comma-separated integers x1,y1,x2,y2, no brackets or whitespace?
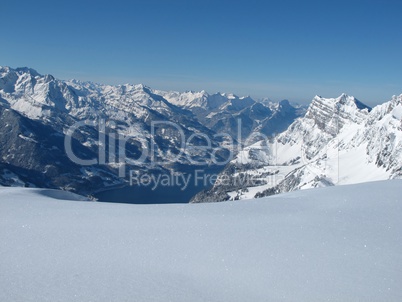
1,181,402,302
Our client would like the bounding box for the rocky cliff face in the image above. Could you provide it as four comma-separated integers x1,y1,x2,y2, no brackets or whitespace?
278,94,371,160
0,106,121,195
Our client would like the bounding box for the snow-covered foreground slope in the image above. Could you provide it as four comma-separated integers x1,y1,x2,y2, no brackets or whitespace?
1,181,402,302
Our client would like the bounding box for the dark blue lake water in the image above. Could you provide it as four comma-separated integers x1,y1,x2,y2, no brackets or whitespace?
94,166,223,204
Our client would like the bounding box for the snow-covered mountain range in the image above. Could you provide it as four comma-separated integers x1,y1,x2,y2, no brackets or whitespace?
158,89,305,139
0,66,303,196
1,66,401,201
191,93,402,202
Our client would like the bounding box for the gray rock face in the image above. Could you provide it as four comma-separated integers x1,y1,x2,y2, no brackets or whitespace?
0,106,121,195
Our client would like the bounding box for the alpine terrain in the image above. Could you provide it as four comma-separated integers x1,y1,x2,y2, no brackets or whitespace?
191,93,402,202
0,66,303,198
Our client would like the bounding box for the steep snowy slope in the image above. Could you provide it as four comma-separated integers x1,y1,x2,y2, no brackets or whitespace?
269,93,402,192
1,180,401,302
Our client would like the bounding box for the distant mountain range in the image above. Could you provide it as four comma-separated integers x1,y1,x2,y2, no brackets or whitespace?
0,66,305,197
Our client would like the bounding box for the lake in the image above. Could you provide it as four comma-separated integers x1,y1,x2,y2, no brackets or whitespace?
94,165,224,204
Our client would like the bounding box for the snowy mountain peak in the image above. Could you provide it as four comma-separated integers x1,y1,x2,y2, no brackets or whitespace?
133,83,150,91
369,94,402,122
278,99,292,110
0,66,42,79
306,94,371,131
390,94,402,106
311,93,364,108
14,67,41,77
0,66,11,74
388,94,402,107
220,92,237,99
337,93,371,111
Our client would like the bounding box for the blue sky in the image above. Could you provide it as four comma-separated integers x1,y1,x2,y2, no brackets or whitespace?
1,0,401,106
